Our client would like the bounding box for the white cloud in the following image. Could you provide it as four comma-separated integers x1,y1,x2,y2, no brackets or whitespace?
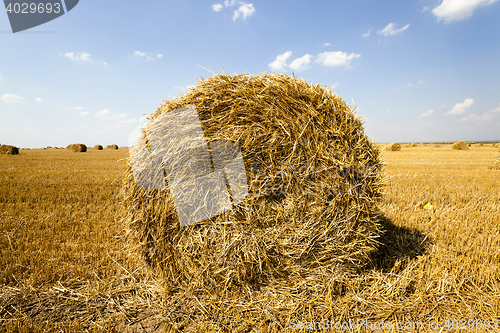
174,85,195,92
418,80,427,85
489,103,500,113
233,3,256,20
64,52,94,64
224,0,238,6
79,111,89,116
362,29,371,37
316,51,361,68
459,112,494,122
377,23,410,36
63,106,84,111
107,118,137,131
289,54,313,71
422,6,431,12
1,94,24,103
134,50,163,61
212,3,223,11
419,109,434,118
94,109,127,120
403,82,413,87
34,97,42,102
269,51,292,72
458,103,500,122
322,42,332,47
432,0,498,23
445,98,475,115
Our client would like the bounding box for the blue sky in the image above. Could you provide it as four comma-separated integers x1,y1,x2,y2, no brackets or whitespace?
1,0,499,148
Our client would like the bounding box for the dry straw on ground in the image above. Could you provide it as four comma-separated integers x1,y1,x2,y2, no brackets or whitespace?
121,72,384,326
386,142,401,151
410,143,418,147
452,141,468,150
94,145,103,150
107,144,118,150
67,144,87,152
0,145,19,155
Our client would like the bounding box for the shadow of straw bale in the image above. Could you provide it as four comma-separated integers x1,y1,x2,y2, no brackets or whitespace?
369,215,430,272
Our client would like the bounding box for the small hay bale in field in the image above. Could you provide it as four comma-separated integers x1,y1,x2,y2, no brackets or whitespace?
434,144,441,148
403,143,411,148
94,145,103,150
490,154,500,170
0,145,19,155
386,142,401,151
410,143,418,147
71,144,87,152
107,144,118,150
478,143,484,147
121,73,384,324
452,141,468,150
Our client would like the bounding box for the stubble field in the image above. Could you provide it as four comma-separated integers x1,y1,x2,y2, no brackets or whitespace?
1,144,499,332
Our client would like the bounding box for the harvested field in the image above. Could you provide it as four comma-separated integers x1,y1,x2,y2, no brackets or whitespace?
1,144,500,331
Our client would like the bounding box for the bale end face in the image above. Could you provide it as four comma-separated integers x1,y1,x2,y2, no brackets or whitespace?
94,145,103,150
121,73,385,294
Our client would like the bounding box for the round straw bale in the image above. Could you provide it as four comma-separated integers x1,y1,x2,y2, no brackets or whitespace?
94,145,103,150
434,144,441,148
410,143,417,147
490,154,500,170
71,144,87,152
386,142,401,151
0,145,19,155
122,73,384,292
107,144,118,149
452,141,468,150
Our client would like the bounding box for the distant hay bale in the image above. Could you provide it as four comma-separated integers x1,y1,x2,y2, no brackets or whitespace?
0,145,19,155
69,144,87,152
478,143,484,147
107,144,118,150
386,142,401,151
94,145,103,150
452,141,468,150
121,73,384,317
490,154,500,170
410,143,418,147
434,144,441,148
495,143,500,148
403,143,411,148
